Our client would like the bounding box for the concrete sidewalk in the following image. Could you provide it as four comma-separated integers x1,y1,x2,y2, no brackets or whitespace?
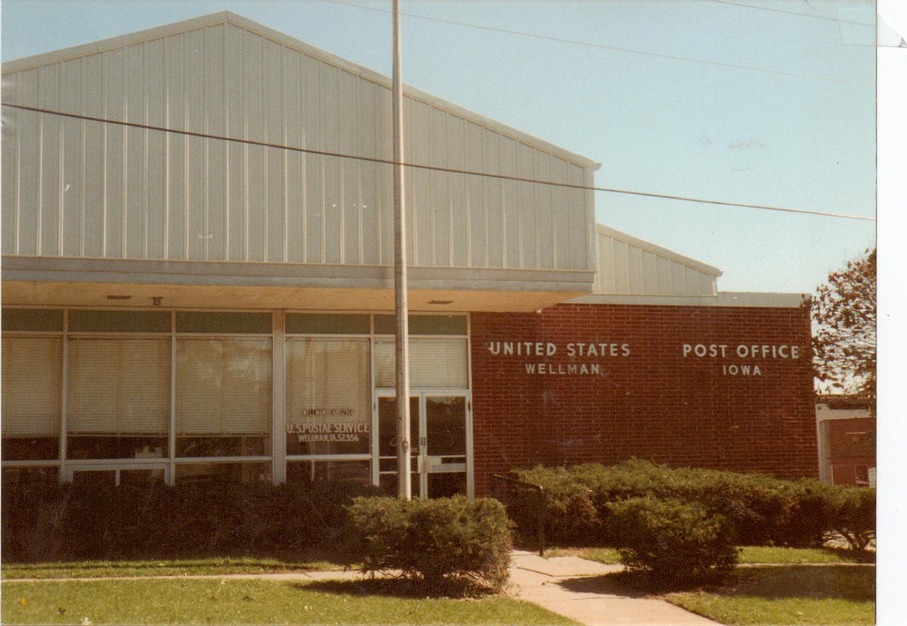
510,550,722,626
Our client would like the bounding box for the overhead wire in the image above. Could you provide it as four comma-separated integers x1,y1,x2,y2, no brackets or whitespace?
321,0,872,86
3,103,875,223
705,0,874,26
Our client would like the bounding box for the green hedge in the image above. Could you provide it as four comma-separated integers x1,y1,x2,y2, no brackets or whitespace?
513,460,874,550
346,496,512,593
1,479,377,563
607,496,738,585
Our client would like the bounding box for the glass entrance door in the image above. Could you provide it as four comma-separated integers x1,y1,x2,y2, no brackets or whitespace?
377,393,468,498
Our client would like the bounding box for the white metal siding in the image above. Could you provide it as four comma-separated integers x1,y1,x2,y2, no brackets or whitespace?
2,16,595,275
593,225,719,297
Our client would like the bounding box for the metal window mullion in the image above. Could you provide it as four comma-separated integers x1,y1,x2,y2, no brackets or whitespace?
169,311,177,485
272,310,286,484
59,309,70,483
465,314,475,500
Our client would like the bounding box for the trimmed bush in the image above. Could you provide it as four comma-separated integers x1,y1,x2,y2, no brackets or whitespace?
825,485,875,552
346,496,512,593
1,479,377,563
607,496,738,585
513,460,875,550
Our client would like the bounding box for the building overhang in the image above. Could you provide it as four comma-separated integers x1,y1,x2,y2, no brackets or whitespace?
2,256,594,313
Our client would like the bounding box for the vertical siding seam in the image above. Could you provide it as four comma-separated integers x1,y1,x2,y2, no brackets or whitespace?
163,39,170,260
183,38,190,261
204,30,213,261
549,156,556,270
482,130,489,268
122,56,129,260
242,32,250,263
429,108,437,266
282,46,290,264
78,57,86,257
533,149,540,270
36,82,45,256
10,72,21,254
57,68,65,256
464,121,473,269
299,57,307,265
261,41,269,263
142,42,149,260
100,56,108,258
497,133,505,269
223,29,231,262
449,116,457,268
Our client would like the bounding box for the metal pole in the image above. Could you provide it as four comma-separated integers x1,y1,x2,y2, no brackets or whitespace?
393,0,412,500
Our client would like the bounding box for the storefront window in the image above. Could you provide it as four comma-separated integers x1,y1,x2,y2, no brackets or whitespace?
374,338,469,388
174,462,271,484
374,314,467,336
176,338,271,457
2,336,63,460
285,338,370,456
286,313,369,335
286,460,371,485
67,338,170,460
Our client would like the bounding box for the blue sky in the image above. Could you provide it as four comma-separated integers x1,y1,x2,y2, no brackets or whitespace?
0,0,885,294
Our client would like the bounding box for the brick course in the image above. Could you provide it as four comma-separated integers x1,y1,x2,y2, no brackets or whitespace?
471,303,816,496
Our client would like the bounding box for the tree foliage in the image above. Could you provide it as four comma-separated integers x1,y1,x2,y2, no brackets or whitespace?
811,248,876,411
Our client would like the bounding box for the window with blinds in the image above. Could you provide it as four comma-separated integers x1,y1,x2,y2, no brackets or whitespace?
2,337,63,438
67,338,170,435
374,338,469,389
176,338,271,437
285,338,370,455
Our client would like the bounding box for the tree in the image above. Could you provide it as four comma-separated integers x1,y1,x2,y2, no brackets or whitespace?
811,248,876,413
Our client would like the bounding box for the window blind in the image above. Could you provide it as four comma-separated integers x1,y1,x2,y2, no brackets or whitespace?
286,338,370,424
1,337,63,437
67,339,170,435
176,338,271,435
374,338,468,389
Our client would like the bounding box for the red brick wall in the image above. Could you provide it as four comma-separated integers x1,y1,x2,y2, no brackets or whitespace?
470,303,817,496
827,417,875,485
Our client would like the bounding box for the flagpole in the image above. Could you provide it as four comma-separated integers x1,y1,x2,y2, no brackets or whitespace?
392,0,412,500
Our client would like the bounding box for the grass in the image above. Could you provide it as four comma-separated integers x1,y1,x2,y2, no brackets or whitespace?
1,578,578,625
547,546,874,625
737,546,870,565
1,556,345,580
664,565,875,625
550,545,866,566
546,547,623,563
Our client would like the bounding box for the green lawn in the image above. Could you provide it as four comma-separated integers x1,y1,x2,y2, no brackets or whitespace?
553,545,867,566
2,557,342,580
665,565,875,625
2,578,578,625
549,546,874,625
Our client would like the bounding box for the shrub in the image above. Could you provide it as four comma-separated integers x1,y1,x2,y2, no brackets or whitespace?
0,478,377,563
347,496,512,593
607,496,738,586
824,485,875,552
513,460,867,548
509,466,601,544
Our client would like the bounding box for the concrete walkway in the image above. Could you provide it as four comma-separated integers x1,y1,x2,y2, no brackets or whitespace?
12,553,723,625
510,550,722,626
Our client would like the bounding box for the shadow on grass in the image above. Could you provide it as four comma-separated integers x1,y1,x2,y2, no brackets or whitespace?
821,546,876,563
572,564,875,602
296,577,498,599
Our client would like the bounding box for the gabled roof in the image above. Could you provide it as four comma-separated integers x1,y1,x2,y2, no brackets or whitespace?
2,11,598,170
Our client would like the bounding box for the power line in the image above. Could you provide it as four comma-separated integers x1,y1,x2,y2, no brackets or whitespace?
706,0,875,26
3,103,875,223
321,0,872,87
